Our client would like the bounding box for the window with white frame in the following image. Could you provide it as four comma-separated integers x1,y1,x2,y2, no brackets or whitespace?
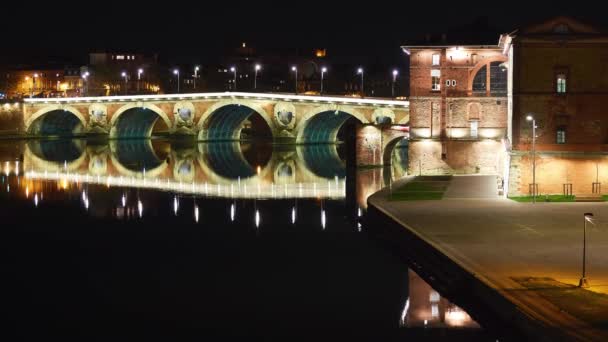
557,126,566,144
431,69,440,91
445,80,451,87
451,80,456,86
432,54,440,66
557,74,567,93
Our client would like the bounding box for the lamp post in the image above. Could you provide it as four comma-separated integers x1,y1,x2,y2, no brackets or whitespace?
173,69,180,93
194,66,199,90
291,66,298,94
579,212,594,288
121,72,128,95
82,72,89,96
230,66,237,91
254,64,261,90
32,73,38,97
392,69,399,98
526,115,537,202
357,67,364,97
321,67,327,95
137,68,143,93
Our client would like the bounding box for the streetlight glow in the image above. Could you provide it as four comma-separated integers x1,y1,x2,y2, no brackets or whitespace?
321,67,327,95
357,67,364,97
291,66,298,94
230,67,237,90
254,64,261,90
173,69,180,93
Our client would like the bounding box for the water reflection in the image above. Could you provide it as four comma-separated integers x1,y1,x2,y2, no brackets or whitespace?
23,140,350,199
400,270,480,329
0,139,495,340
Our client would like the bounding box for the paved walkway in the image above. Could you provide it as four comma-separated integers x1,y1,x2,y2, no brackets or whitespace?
370,175,608,340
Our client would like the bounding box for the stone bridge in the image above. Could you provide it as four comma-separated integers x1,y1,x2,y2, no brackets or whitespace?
23,92,409,144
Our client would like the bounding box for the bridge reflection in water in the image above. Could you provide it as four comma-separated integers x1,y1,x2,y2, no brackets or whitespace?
22,139,364,199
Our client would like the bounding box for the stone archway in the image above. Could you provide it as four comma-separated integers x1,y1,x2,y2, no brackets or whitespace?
109,103,172,138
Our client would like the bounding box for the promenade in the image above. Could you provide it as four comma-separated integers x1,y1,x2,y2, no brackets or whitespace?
369,175,608,341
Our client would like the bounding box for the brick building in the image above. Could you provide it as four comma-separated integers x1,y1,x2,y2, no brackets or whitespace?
506,17,608,196
402,36,509,176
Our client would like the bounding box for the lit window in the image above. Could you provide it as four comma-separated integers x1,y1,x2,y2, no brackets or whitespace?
557,126,566,144
557,74,567,93
431,69,440,91
432,54,440,66
451,80,456,86
116,55,124,60
470,120,478,138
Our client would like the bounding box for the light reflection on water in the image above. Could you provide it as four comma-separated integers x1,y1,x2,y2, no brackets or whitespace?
0,138,491,340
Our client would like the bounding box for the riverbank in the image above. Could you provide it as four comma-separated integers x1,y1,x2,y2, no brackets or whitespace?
368,175,608,341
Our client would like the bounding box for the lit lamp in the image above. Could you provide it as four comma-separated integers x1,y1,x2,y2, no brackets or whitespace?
526,115,537,202
121,71,128,95
137,68,143,93
392,69,399,98
291,66,298,94
173,69,180,93
321,67,327,95
357,67,364,97
194,66,199,90
579,213,594,288
82,72,90,96
254,64,261,90
230,66,237,91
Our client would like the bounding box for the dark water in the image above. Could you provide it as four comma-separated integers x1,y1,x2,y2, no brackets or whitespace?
0,139,496,340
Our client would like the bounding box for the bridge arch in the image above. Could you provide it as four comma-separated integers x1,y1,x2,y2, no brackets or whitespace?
382,135,409,165
295,105,369,144
109,103,172,138
26,105,87,136
109,140,169,177
197,100,274,141
24,139,87,172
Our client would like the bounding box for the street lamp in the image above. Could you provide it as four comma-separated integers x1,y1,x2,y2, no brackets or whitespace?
82,72,90,96
254,64,261,90
32,73,39,98
392,69,399,98
121,71,128,95
357,67,364,97
579,212,594,288
526,115,537,202
137,68,143,93
291,66,298,94
321,67,327,95
230,66,237,91
194,66,199,90
173,69,180,93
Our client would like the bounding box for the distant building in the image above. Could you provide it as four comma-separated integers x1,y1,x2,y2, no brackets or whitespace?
3,68,83,99
87,52,162,95
402,34,510,176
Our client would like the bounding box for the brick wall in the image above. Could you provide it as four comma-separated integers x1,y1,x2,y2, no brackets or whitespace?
409,140,506,175
509,152,608,195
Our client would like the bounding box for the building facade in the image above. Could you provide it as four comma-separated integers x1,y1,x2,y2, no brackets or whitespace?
507,17,608,196
403,39,509,176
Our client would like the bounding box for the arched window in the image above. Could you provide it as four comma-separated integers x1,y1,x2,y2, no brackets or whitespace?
490,61,507,93
472,65,486,92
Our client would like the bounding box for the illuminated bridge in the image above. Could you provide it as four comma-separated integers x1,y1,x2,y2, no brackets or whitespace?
23,92,409,144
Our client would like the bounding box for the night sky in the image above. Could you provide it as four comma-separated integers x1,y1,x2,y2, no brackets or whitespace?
1,1,604,66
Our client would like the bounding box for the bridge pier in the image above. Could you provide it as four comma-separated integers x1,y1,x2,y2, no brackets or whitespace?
355,124,409,167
